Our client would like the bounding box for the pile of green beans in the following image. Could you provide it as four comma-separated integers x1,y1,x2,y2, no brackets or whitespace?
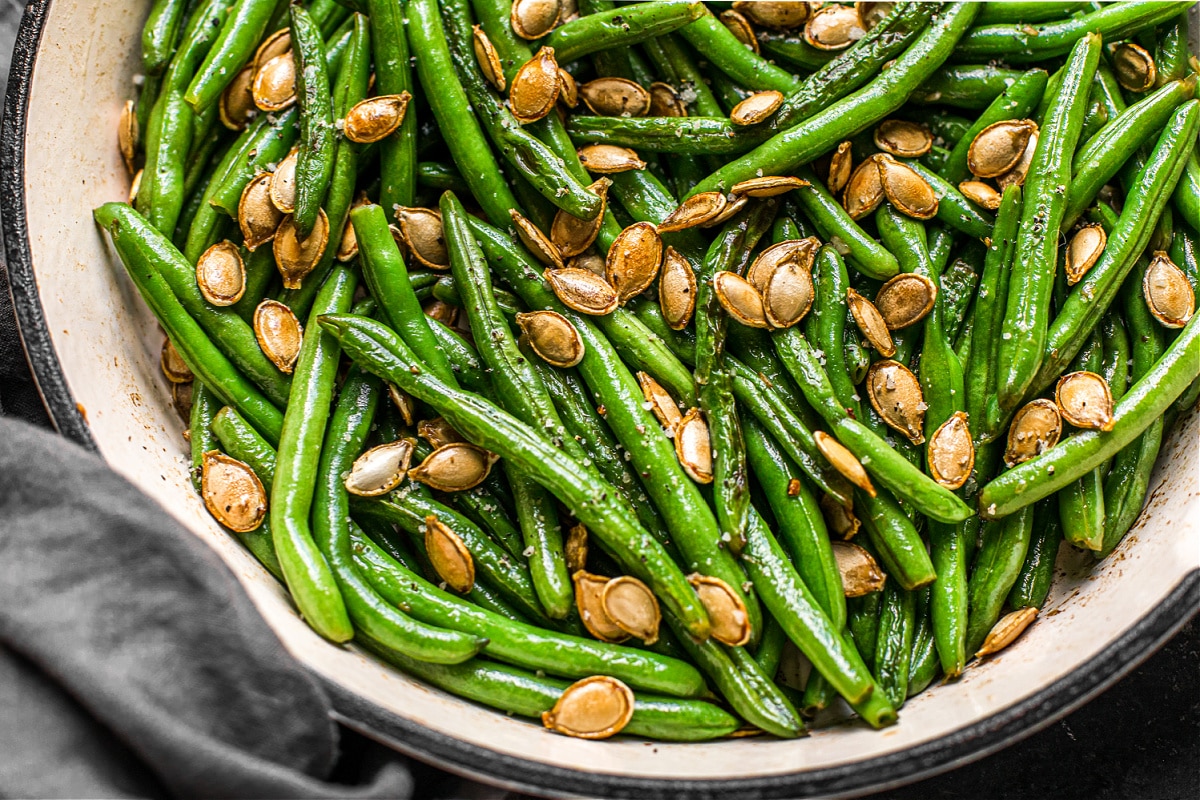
100,0,1199,743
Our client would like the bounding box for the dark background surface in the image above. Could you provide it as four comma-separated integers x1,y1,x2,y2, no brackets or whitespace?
1,2,1197,797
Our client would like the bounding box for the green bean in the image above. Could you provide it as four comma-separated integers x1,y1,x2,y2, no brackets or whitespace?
975,2,1091,25
594,309,696,405
875,202,933,369
809,245,862,420
995,33,1101,411
137,89,195,238
1078,99,1109,144
754,615,787,680
1173,146,1200,235
900,159,995,240
857,488,937,591
906,608,940,697
448,483,526,561
941,255,980,345
966,503,1036,654
425,318,493,396
415,162,469,193
912,65,1028,110
677,7,798,94
924,110,975,148
1102,313,1131,406
545,1,704,64
1170,225,1199,294
928,515,971,678
1154,15,1191,86
187,381,219,494
847,591,881,673
287,3,335,237
185,0,279,112
1008,496,1061,611
205,107,299,220
142,0,189,75
1057,334,1106,551
941,68,1048,186
365,0,416,217
647,34,724,117
792,167,900,280
756,30,835,73
872,582,915,707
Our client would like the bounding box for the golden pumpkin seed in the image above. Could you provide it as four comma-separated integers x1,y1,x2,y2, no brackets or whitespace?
843,154,885,219
568,250,606,277
878,155,938,219
344,440,414,497
558,68,578,108
396,207,449,269
1055,371,1114,431
996,129,1037,190
409,443,499,492
220,65,257,131
734,1,811,29
542,675,634,739
805,4,862,50
856,2,893,30
1065,224,1106,285
975,607,1038,658
418,417,464,449
238,172,283,251
1112,42,1156,93
927,411,974,490
160,338,192,384
846,288,896,357
573,571,629,643
747,237,819,293
273,210,329,290
675,408,713,484
510,47,561,123
730,175,810,197
832,540,886,597
511,209,564,269
967,119,1037,179
196,241,246,307
701,192,749,228
579,76,651,117
638,371,682,434
511,0,561,39
472,24,507,92
118,99,138,175
763,257,814,329
713,271,769,328
1143,251,1195,328
565,523,588,573
201,451,267,532
866,359,926,445
252,51,296,112
253,28,291,72
172,380,193,421
874,119,932,158
253,299,303,374
422,299,458,328
389,384,416,426
544,267,619,315
659,246,698,330
129,168,143,205
649,81,687,117
688,574,751,647
343,92,410,144
821,492,861,539
720,9,760,55
552,177,609,257
269,149,298,214
516,310,584,367
827,140,853,195
576,144,646,174
658,192,727,233
1005,398,1062,467
602,575,661,644
336,191,371,261
606,221,662,302
958,179,1002,211
874,272,936,330
425,515,475,593
814,430,874,496
730,90,784,126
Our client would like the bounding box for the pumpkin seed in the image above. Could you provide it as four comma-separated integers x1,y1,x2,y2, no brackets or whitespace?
576,144,646,174
343,93,410,144
814,430,874,495
996,129,1038,190
160,338,192,384
657,192,727,233
1112,42,1156,93
605,221,662,302
700,192,749,228
832,540,886,597
345,440,414,497
675,408,714,484
847,288,896,357
172,380,193,421
874,272,936,330
253,299,303,374
821,492,861,539
568,250,606,277
565,523,588,573
967,119,1037,179
843,154,885,219
713,271,769,328
579,77,651,117
1065,224,1106,285
1005,398,1062,467
878,155,938,219
511,0,561,40
542,675,635,740
196,241,246,307
269,149,298,214
747,237,818,293
733,1,811,29
389,384,416,426
409,443,499,492
425,515,475,593
866,359,926,445
238,172,283,251
638,371,682,434
418,417,464,449
558,68,578,108
1055,371,1114,431
472,24,506,92
201,450,268,533
827,140,853,195
118,99,138,175
1143,251,1195,328
763,257,814,328
659,246,698,330
553,178,610,257
336,191,371,261
510,47,561,123
649,81,687,117
602,575,661,644
516,310,584,367
422,299,458,328
730,175,809,198
927,411,974,490
252,51,296,112
730,90,784,126
958,179,1002,211
129,168,143,205
273,210,329,290
856,2,893,30
688,574,751,647
805,4,863,51
396,207,449,269
220,66,257,131
510,209,564,269
874,119,932,158
544,267,619,315
975,607,1038,658
720,9,760,55
573,571,629,643
253,28,290,72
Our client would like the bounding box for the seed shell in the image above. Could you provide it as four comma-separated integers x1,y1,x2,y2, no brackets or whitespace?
688,574,751,647
160,338,193,384
544,267,619,315
958,180,1002,211
814,431,874,496
220,66,257,131
273,210,329,290
269,150,298,214
1055,371,1114,431
336,191,371,261
252,51,297,112
516,310,585,367
511,209,564,269
847,288,896,357
389,384,416,426
866,359,926,445
425,515,475,593
579,76,651,118
730,175,809,198
345,440,414,497
927,411,974,491
658,192,727,233
511,0,561,40
1112,42,1156,93
577,144,646,174
996,130,1038,190
874,272,936,330
253,28,290,72
602,575,661,644
821,493,861,539
805,4,863,51
510,47,561,123
1005,398,1062,467
552,177,610,257
418,417,464,449
720,9,760,55
409,442,499,492
472,24,506,92
558,68,578,108
542,675,635,739
238,172,284,251
1065,224,1106,285
733,1,811,30
843,154,885,219
730,91,784,126
605,221,662,302
638,371,682,434
675,408,713,484
573,571,629,643
832,540,886,597
1143,251,1195,328
714,271,769,328
747,237,818,293
172,381,193,421
118,99,138,175
253,299,303,374
763,257,814,329
701,193,749,228
975,607,1039,658
827,140,853,195
659,247,697,330
874,119,932,158
878,155,938,219
196,241,246,307
396,207,449,269
202,451,267,533
565,523,588,573
344,93,410,144
968,119,1037,179
649,81,687,117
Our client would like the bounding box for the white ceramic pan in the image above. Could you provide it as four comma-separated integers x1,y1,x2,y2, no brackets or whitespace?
3,2,1199,797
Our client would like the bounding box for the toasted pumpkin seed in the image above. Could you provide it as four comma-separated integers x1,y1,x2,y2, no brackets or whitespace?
874,272,936,330
238,172,283,251
856,2,893,30
927,411,974,490
345,440,414,497
1112,42,1156,93
576,144,646,174
689,574,751,646
253,28,291,72
975,607,1038,658
805,4,862,50
161,338,193,384
196,241,246,307
425,515,475,593
874,119,932,158
418,418,464,449
129,168,143,205
832,540,886,597
675,408,714,484
843,154,885,219
747,237,818,293
847,288,896,356
511,209,564,269
730,175,809,197
544,267,619,315
878,155,938,219
542,675,634,739
409,443,499,492
472,25,506,92
343,93,410,144
252,51,296,112
579,77,651,117
827,140,853,195
602,575,661,644
118,99,138,175
336,191,371,261
958,179,1002,211
638,371,683,434
1065,224,1106,285
866,359,926,445
511,0,561,39
573,571,629,643
658,192,727,233
558,68,578,108
606,221,662,303
396,207,449,269
731,90,784,126
713,271,769,328
202,451,267,532
553,177,608,253
516,310,585,367
720,9,760,54
649,81,687,117
172,380,193,421
253,299,303,373
1056,371,1114,431
967,119,1037,179
269,149,298,214
568,250,606,277
220,66,257,131
701,192,749,228
273,210,329,290
814,430,874,495
510,47,561,123
734,1,811,29
388,384,416,426
821,492,861,539
996,129,1038,190
763,257,814,329
659,246,698,330
1143,251,1195,328
565,523,588,573
1005,399,1062,467
422,299,458,328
